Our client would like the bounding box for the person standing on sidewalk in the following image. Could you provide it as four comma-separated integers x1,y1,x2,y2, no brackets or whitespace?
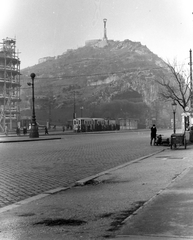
45,126,49,135
23,126,27,135
4,125,8,136
16,127,20,136
150,124,157,145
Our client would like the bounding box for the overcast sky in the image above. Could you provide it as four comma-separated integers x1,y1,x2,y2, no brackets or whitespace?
1,0,193,69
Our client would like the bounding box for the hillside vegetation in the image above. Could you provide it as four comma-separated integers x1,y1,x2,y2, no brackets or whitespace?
20,39,172,128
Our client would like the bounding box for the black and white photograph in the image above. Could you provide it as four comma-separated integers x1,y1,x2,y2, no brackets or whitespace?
0,0,193,239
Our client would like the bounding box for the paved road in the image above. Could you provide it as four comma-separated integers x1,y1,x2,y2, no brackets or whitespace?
0,130,171,208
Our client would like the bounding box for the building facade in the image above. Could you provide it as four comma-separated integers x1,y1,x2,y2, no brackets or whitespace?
119,118,138,130
0,38,21,131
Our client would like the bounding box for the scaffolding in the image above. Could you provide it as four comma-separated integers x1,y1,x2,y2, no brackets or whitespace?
0,37,21,132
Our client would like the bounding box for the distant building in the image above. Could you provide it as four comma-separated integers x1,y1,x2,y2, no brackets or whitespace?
38,56,53,64
119,118,138,130
85,39,101,46
0,37,21,131
85,39,108,48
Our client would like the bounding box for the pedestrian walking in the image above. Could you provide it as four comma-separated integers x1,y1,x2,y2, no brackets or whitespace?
16,127,20,136
4,125,8,136
150,124,157,146
23,126,27,135
45,126,49,135
190,125,193,142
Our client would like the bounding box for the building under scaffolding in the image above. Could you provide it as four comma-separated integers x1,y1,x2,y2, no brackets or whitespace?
0,38,21,132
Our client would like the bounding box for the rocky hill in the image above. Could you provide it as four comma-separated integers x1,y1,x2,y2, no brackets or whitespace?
20,39,172,128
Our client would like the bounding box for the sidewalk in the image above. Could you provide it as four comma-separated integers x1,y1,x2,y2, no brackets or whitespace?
112,146,193,240
0,129,70,142
0,134,62,143
0,144,192,239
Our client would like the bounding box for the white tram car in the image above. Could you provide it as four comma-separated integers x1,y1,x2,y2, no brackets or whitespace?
73,117,118,132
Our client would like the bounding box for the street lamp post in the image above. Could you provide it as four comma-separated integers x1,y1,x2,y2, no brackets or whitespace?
47,96,56,129
80,106,84,118
172,100,177,134
73,91,76,119
28,73,39,138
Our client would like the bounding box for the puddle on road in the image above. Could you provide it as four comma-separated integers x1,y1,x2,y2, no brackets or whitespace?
100,201,146,235
83,178,131,186
33,218,86,226
156,156,184,159
98,212,114,218
18,213,36,217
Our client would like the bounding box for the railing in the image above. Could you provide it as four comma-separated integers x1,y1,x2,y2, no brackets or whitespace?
5,107,18,111
4,116,17,119
0,94,20,99
0,64,20,72
0,52,19,60
0,79,20,85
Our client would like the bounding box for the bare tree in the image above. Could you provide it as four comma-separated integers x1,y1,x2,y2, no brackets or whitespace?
157,61,190,112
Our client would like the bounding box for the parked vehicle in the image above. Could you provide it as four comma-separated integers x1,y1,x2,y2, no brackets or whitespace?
171,133,187,149
156,134,170,146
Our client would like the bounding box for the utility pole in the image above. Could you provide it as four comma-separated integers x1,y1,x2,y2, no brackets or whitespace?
80,106,84,118
28,73,39,138
48,100,51,129
73,91,76,119
190,49,193,115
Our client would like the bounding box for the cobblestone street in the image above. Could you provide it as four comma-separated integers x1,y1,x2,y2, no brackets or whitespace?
0,131,165,208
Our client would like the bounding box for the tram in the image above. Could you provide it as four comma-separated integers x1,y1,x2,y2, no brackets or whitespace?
73,117,119,132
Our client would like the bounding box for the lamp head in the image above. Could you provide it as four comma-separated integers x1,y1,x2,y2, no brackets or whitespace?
30,73,36,79
172,100,177,112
